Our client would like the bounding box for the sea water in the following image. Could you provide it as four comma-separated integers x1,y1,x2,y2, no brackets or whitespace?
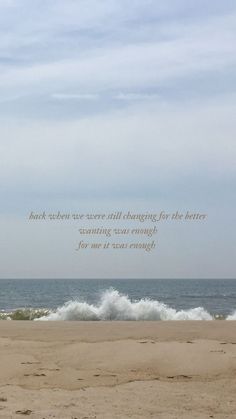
0,278,236,320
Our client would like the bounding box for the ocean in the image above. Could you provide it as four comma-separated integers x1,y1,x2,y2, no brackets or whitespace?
0,278,236,321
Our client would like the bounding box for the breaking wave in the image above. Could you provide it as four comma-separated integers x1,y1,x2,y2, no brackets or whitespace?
35,289,213,321
227,310,236,320
0,308,50,321
1,290,235,321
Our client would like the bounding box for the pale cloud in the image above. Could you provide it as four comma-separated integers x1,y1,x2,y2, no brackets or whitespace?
0,4,235,106
1,21,235,94
114,93,160,101
51,93,99,101
0,94,235,201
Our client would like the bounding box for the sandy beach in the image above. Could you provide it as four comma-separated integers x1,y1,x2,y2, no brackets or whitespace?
0,321,236,418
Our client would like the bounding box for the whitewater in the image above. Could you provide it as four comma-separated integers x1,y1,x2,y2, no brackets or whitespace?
31,289,236,321
1,279,236,321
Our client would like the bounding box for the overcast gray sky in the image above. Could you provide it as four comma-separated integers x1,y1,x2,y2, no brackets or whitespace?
0,0,235,279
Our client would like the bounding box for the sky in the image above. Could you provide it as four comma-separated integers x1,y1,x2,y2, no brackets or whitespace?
0,0,236,279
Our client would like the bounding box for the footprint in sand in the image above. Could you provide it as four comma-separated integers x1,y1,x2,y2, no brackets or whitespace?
24,373,46,377
21,362,40,365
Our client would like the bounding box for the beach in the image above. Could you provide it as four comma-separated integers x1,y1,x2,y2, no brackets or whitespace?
0,321,236,418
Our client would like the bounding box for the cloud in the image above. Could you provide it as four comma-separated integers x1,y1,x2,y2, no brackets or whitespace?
114,93,160,101
0,2,235,202
51,93,99,101
0,3,235,109
0,93,235,208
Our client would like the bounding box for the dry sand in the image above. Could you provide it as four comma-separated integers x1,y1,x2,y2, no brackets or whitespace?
0,321,236,418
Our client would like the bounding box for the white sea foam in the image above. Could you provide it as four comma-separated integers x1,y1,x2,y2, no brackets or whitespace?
226,311,236,320
35,289,213,321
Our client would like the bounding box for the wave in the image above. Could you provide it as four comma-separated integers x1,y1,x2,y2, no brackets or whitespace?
1,290,235,321
226,310,236,320
35,289,213,321
0,308,50,321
